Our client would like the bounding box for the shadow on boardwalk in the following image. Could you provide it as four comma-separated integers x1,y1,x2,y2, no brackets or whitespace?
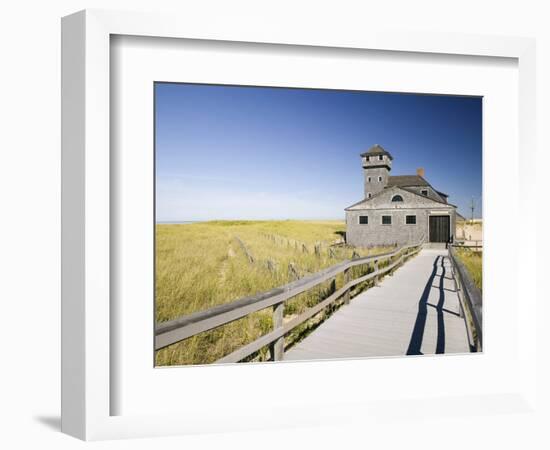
406,255,462,355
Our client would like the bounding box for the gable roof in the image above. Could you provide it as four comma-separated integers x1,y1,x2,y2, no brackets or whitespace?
387,175,430,187
345,185,456,210
360,144,394,160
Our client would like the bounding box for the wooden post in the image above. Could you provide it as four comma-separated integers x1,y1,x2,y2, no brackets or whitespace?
314,242,321,257
328,277,337,313
270,302,284,361
373,259,379,286
343,268,351,304
452,257,465,319
288,262,299,280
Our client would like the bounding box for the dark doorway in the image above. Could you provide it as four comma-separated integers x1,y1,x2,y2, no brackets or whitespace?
429,215,450,243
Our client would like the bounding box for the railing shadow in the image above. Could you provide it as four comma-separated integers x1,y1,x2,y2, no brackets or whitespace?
406,256,447,355
434,257,446,353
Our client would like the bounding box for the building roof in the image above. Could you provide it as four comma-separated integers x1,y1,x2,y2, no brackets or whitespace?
345,185,457,210
387,175,430,187
360,144,394,160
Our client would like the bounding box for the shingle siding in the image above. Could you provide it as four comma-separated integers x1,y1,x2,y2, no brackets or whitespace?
345,185,456,247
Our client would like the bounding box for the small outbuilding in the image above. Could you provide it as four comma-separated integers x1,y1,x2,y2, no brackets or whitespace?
345,145,457,247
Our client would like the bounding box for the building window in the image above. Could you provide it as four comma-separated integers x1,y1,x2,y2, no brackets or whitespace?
367,192,372,198
367,176,371,182
391,194,404,202
359,216,368,225
378,155,383,161
378,176,382,182
421,189,428,196
406,215,417,225
382,215,392,225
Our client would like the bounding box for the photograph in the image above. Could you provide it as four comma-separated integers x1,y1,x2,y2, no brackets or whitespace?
154,83,483,366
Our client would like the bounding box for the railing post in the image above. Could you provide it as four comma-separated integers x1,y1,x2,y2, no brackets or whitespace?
373,259,379,286
270,301,284,361
330,277,336,295
449,247,463,318
343,268,351,304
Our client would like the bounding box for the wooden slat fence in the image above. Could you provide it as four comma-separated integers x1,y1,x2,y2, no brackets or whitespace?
155,241,424,362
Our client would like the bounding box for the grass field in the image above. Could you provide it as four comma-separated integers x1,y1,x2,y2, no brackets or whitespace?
455,248,482,291
155,220,392,366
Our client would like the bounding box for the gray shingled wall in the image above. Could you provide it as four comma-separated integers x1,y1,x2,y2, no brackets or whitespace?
345,186,456,247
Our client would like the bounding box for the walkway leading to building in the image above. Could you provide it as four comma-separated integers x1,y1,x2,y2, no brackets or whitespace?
284,249,472,361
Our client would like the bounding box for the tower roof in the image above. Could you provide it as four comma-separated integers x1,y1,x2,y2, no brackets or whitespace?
360,144,394,160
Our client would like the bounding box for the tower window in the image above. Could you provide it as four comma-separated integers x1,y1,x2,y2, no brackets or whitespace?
378,176,382,182
421,189,428,196
367,176,371,182
378,155,384,161
366,156,370,162
382,215,392,225
359,216,368,225
406,215,417,225
367,192,372,198
391,195,404,202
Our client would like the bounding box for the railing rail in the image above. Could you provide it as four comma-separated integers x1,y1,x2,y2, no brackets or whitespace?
155,240,424,362
448,245,483,351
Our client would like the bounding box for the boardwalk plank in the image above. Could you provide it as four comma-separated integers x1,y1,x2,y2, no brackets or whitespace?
284,249,471,361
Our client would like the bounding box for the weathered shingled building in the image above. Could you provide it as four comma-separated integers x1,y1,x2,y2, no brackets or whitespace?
345,144,456,247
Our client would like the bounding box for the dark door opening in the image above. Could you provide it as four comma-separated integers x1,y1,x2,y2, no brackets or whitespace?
429,215,450,243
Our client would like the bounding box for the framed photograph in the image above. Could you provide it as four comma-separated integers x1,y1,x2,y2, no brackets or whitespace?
153,83,483,367
62,9,537,441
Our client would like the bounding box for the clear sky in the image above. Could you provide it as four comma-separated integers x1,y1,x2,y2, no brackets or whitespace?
155,83,482,222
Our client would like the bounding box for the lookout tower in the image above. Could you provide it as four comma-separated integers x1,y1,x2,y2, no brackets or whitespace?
361,144,393,198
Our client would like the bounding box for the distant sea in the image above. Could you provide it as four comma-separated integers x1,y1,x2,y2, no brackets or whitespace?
156,220,202,224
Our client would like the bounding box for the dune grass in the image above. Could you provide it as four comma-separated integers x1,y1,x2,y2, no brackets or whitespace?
155,220,392,366
455,248,482,291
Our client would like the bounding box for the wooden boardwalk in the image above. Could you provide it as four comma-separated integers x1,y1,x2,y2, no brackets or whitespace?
284,249,472,361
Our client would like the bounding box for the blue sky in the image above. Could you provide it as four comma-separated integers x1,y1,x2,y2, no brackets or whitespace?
155,83,482,222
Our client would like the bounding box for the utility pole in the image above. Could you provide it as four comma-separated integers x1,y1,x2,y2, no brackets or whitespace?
470,197,475,224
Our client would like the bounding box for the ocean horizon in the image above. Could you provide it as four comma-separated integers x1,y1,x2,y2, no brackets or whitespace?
155,218,346,224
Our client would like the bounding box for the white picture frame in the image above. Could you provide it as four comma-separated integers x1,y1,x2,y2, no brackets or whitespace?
61,9,538,441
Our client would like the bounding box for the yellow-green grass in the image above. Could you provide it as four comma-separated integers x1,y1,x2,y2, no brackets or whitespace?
455,248,482,291
155,220,392,366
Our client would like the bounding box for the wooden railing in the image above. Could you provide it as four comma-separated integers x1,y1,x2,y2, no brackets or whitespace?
453,241,483,250
155,240,424,363
449,245,483,351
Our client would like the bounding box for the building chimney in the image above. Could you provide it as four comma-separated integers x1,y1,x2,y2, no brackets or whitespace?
416,167,425,178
